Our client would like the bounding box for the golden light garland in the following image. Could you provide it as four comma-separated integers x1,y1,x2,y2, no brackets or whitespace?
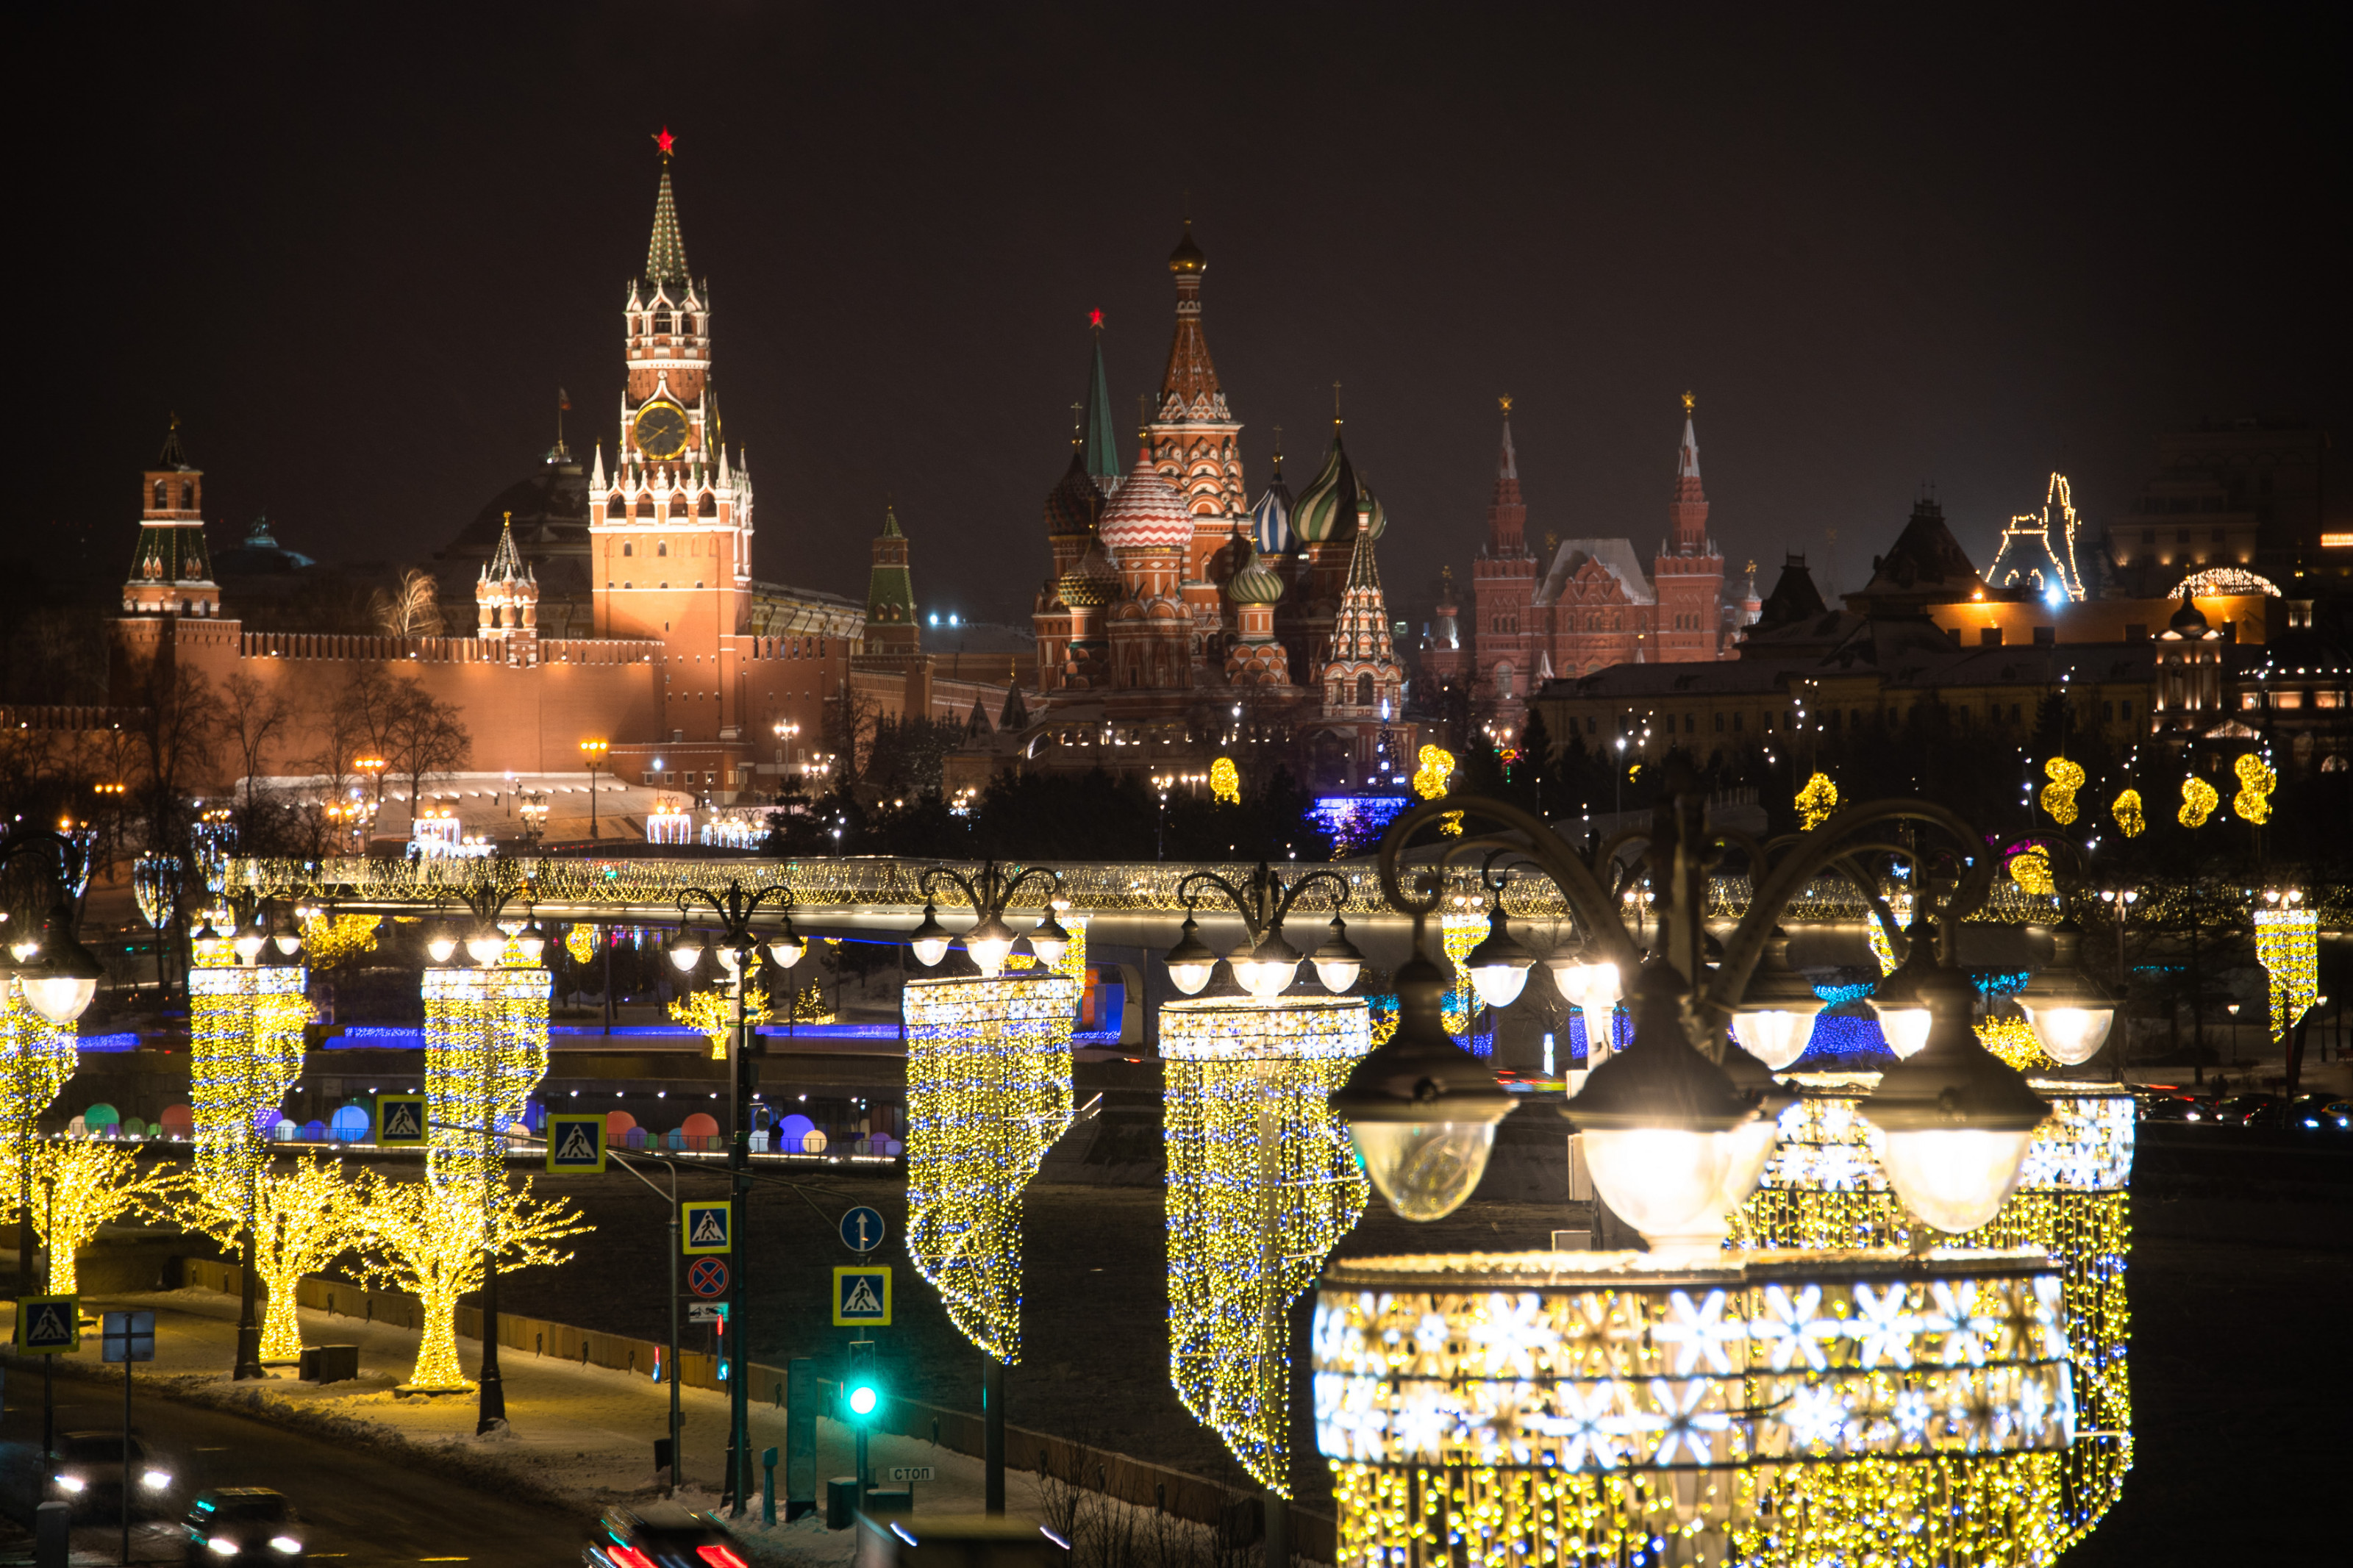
1440,910,1486,1038
1316,1249,2074,1568
1977,1013,2054,1073
2233,753,2276,825
351,1167,585,1390
564,922,598,966
1413,745,1454,801
29,1140,182,1295
1795,772,1838,831
670,982,771,1061
2112,788,2146,838
1729,1081,2135,1556
2179,775,2218,828
423,959,551,1178
300,912,381,969
2253,907,2318,1045
188,959,309,1199
1864,892,1912,978
2040,756,2085,826
901,970,1080,1363
1163,995,1370,1494
1211,756,1241,805
2008,846,2055,898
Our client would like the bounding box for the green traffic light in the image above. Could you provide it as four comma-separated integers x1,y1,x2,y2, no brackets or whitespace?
849,1384,878,1417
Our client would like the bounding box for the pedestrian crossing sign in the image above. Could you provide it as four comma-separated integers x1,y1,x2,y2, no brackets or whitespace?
376,1093,429,1148
832,1266,891,1326
682,1200,733,1255
546,1113,607,1173
15,1294,79,1355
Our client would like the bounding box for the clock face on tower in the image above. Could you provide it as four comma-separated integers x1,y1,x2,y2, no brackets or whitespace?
633,400,690,460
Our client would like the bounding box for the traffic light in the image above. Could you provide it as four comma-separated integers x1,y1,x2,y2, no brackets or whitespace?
845,1340,879,1418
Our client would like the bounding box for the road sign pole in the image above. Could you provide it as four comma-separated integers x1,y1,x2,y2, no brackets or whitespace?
121,1342,131,1566
728,998,751,1517
668,1205,682,1494
983,1356,1004,1515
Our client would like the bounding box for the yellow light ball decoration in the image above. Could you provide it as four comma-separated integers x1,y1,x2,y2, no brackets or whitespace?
1729,1081,2135,1554
1796,771,1838,831
1412,745,1454,801
2112,788,2146,838
670,982,771,1062
1439,909,1488,1038
2040,756,2085,826
2254,907,2318,1046
1163,995,1370,1495
901,970,1080,1364
1317,1249,2076,1568
2009,845,2056,898
564,922,599,966
2232,753,2276,824
2179,774,2219,828
1210,756,1241,805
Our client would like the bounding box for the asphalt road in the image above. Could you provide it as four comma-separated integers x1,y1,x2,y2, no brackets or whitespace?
0,1367,585,1567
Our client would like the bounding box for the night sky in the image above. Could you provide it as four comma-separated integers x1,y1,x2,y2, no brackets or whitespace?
26,3,2348,629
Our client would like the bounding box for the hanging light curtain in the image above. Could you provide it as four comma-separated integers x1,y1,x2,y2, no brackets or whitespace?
188,939,307,1194
1163,993,1370,1495
423,934,551,1182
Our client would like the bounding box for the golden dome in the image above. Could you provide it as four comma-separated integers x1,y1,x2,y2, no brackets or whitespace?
1168,221,1205,275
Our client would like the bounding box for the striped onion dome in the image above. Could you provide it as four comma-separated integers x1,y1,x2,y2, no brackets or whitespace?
1096,448,1192,552
1290,434,1352,543
1250,470,1293,555
1356,479,1387,541
1225,542,1287,606
1043,449,1100,539
1057,546,1120,608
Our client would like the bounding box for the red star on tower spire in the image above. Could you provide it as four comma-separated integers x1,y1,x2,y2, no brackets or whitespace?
652,126,676,160
1088,308,1104,329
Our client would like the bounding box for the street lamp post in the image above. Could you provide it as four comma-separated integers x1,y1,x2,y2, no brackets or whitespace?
579,739,610,842
1,828,107,1303
668,880,805,1517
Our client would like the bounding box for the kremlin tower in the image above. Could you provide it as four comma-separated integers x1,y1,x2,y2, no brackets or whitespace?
1651,393,1725,663
122,419,219,617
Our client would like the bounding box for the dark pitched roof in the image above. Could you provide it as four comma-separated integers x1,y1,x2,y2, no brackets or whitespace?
1848,498,1985,609
1754,553,1827,631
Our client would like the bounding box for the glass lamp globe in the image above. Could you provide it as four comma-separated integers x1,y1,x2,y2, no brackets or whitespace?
1860,964,2052,1234
1233,929,1302,1000
19,908,105,1023
1331,951,1516,1222
1727,929,1824,1070
425,921,460,964
1562,960,1757,1259
1463,908,1534,1010
1868,941,1938,1059
768,922,807,970
907,902,951,969
514,920,548,966
667,929,705,973
272,924,303,957
715,943,743,975
1163,916,1217,996
1029,909,1071,969
964,914,1017,979
232,920,270,965
1311,916,1364,994
2015,922,2118,1066
466,926,509,966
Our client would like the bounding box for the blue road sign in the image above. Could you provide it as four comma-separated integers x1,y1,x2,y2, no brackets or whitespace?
682,1200,732,1255
546,1113,607,1173
15,1295,78,1355
101,1311,156,1364
839,1206,886,1254
832,1266,891,1326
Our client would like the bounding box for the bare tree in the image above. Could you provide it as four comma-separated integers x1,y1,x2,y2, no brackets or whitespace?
126,658,224,862
379,676,471,828
220,673,293,840
825,681,882,779
371,569,446,638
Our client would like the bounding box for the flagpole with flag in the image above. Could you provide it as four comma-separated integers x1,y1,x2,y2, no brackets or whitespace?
557,387,571,453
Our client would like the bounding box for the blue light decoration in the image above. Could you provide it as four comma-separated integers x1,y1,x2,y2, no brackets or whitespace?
1309,795,1411,855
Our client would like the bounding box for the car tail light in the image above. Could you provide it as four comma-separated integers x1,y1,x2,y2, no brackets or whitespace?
610,1547,655,1568
696,1547,748,1568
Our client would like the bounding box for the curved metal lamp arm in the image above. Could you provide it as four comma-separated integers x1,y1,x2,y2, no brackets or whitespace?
2034,837,2099,923
1376,797,1640,970
1268,867,1352,928
992,864,1061,914
915,864,982,913
1704,799,1996,1023
676,878,798,942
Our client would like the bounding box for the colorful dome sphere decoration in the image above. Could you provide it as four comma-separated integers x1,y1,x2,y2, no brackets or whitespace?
1097,448,1193,553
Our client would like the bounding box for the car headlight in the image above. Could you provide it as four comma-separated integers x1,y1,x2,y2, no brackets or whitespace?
54,1475,86,1494
207,1539,240,1557
269,1537,302,1554
143,1469,173,1490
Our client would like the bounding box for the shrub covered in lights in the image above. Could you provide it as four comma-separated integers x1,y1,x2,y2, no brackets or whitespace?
1162,994,1370,1494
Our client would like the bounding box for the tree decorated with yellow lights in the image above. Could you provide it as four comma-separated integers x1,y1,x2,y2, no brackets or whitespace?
1163,997,1369,1494
2039,756,2084,826
2112,789,2145,838
29,1140,183,1295
352,1168,585,1390
670,981,771,1062
1210,756,1240,805
1977,1012,2053,1072
2179,774,2219,828
2232,753,2276,824
299,913,381,970
176,1153,365,1361
1796,770,1839,831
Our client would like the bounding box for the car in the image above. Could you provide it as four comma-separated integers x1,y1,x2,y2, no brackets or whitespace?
185,1489,306,1561
585,1504,748,1568
2138,1094,2209,1123
2287,1095,2353,1132
49,1431,172,1518
2207,1092,2285,1127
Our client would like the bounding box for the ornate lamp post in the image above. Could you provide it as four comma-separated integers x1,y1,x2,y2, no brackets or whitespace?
132,851,185,1004
668,878,803,1516
579,739,610,842
0,828,107,1303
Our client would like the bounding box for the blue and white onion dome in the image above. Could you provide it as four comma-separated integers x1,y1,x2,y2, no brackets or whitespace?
1251,470,1293,555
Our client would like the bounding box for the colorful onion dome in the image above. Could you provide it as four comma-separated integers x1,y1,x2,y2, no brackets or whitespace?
1096,447,1192,553
1058,546,1119,609
1250,469,1293,556
1043,448,1099,539
1226,541,1288,606
1354,476,1387,542
1290,433,1353,543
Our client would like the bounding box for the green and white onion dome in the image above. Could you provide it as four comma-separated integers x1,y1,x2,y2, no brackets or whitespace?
1226,543,1288,606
